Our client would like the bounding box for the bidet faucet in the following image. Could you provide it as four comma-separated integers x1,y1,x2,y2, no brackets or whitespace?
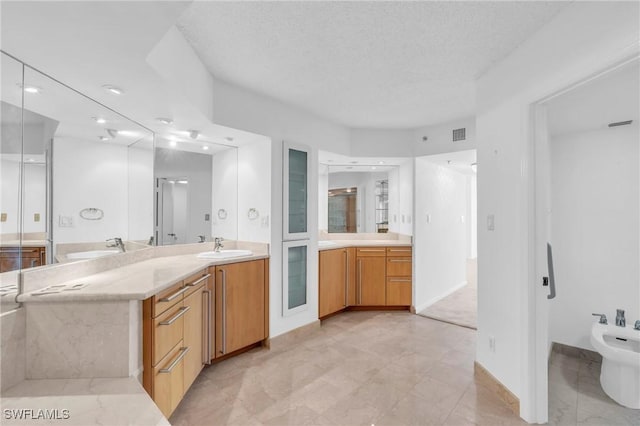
615,309,626,327
106,237,125,253
634,320,640,331
214,237,224,252
592,313,608,324
198,235,206,243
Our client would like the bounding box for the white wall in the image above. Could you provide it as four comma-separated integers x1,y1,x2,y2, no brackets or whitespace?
318,164,329,232
550,124,639,350
388,160,414,236
53,138,129,245
237,139,271,243
414,117,476,157
468,175,477,259
128,144,154,241
350,128,414,157
414,157,470,311
475,1,639,419
212,148,239,240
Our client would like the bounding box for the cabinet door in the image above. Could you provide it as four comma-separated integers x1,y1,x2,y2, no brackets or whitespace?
357,256,386,305
319,249,347,318
346,248,357,306
283,143,310,240
216,260,265,357
386,257,412,277
183,284,204,390
153,342,187,418
386,278,412,306
0,249,21,273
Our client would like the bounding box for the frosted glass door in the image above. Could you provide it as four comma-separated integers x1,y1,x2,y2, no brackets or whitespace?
284,143,310,240
283,241,308,315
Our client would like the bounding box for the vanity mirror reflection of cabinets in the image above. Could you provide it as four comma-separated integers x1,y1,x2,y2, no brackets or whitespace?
142,259,268,418
319,246,412,319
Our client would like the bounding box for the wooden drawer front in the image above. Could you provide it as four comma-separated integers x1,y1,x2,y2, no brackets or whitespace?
386,257,412,277
153,302,187,366
386,278,412,306
153,281,186,318
356,247,387,257
153,341,187,419
386,246,412,257
184,269,211,298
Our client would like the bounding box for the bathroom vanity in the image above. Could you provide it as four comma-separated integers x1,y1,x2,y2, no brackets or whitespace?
318,235,413,319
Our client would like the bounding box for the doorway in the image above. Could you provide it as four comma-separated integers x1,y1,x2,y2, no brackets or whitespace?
156,177,189,245
414,149,478,329
533,58,639,423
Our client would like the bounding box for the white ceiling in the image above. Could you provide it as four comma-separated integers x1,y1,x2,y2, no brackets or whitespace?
178,1,566,129
547,60,640,136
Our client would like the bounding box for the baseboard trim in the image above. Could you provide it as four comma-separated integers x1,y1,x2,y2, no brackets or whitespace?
474,361,520,417
267,320,321,351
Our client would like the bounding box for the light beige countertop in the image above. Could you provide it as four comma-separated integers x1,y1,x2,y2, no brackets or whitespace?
17,253,268,303
0,240,48,248
318,239,412,251
0,378,169,426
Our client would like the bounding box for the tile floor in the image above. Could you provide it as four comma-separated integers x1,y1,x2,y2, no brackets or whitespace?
548,349,640,425
171,311,525,425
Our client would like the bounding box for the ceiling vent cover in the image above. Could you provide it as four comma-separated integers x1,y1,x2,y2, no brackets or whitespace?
452,128,466,142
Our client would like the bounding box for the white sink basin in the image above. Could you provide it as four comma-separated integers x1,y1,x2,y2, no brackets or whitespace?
318,240,337,247
66,249,121,260
197,249,253,259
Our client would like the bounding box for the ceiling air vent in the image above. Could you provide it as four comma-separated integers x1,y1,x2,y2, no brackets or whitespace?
452,128,466,142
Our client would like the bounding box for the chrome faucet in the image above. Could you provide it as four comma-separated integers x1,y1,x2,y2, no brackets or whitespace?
106,237,125,253
214,237,224,252
147,235,154,246
634,320,640,331
198,235,206,243
615,309,626,327
592,313,608,325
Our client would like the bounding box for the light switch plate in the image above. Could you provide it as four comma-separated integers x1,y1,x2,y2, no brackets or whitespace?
487,214,495,231
34,213,40,222
0,213,6,222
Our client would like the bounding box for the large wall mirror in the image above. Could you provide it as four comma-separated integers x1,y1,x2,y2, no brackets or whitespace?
154,138,238,245
318,152,399,233
0,51,155,276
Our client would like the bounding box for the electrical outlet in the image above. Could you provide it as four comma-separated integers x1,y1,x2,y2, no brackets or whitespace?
487,214,495,231
489,336,496,353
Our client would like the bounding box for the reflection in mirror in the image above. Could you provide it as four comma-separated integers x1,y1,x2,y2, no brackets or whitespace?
154,140,238,245
20,64,154,264
0,53,24,311
326,165,396,233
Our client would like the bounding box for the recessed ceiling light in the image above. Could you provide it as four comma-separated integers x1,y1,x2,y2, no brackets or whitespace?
98,136,109,142
118,130,139,137
156,117,173,125
102,84,124,95
177,180,188,184
93,117,106,124
378,161,384,165
18,84,41,94
202,145,209,150
169,140,177,148
371,166,377,170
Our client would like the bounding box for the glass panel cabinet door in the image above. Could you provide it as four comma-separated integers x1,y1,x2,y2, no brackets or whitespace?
283,241,308,316
283,142,310,240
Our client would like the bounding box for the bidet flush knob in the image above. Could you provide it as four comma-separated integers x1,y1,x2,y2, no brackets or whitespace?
592,313,608,324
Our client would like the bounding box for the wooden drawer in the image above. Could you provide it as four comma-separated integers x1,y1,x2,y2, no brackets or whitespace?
356,247,387,257
153,341,187,419
153,281,186,318
184,269,210,298
153,301,187,366
386,278,412,306
386,256,412,277
386,246,412,257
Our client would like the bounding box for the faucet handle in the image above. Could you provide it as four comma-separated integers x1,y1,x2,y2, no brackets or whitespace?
635,320,640,331
592,313,608,324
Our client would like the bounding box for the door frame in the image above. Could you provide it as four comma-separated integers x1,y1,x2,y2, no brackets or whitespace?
526,54,640,423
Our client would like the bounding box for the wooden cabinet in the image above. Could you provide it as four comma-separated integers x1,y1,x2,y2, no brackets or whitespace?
346,248,356,306
215,259,267,357
143,269,213,419
319,248,347,318
356,254,386,305
386,277,412,305
386,246,412,306
0,246,46,272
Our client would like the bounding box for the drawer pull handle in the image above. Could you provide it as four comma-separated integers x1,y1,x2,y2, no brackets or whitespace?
186,273,211,287
344,250,348,307
159,347,189,373
389,259,412,263
159,286,188,302
203,290,212,364
389,279,412,282
359,249,385,252
389,249,412,252
159,306,190,325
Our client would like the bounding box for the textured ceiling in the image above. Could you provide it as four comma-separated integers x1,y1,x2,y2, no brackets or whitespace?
178,1,566,129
